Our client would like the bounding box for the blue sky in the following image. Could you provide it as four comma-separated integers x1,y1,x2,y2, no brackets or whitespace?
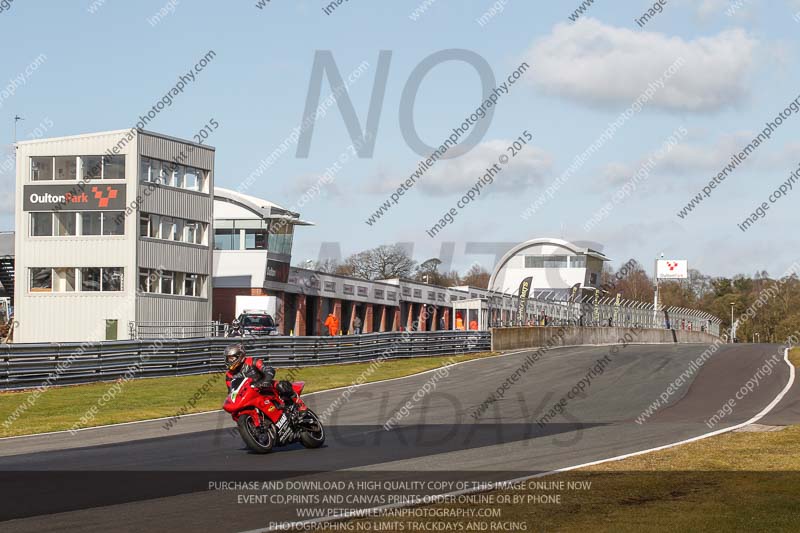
1,0,799,278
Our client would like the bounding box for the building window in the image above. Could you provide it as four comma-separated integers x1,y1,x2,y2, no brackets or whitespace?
244,228,268,250
139,270,151,293
149,214,160,238
53,268,76,292
82,212,102,236
170,164,185,189
102,268,123,291
402,287,411,296
103,212,124,235
569,255,586,268
184,273,200,297
427,291,436,300
343,284,354,295
81,268,101,291
213,228,239,250
30,268,52,292
83,156,103,181
140,157,152,182
267,223,293,255
139,214,150,237
374,289,384,300
139,268,161,293
524,255,569,268
31,157,54,181
160,271,175,295
172,219,184,242
437,293,445,302
387,292,397,302
184,168,199,190
30,267,123,293
30,155,125,181
590,273,598,285
104,156,125,180
54,212,77,236
30,212,53,236
154,160,168,185
324,281,336,292
357,286,368,297
28,211,124,237
140,157,206,192
413,289,422,298
54,156,77,181
184,222,198,244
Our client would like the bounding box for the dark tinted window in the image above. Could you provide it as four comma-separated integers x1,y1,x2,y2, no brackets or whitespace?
241,314,275,327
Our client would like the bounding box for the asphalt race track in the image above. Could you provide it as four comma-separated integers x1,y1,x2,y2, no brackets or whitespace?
0,343,793,532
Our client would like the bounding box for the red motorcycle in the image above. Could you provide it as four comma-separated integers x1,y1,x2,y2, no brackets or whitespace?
223,376,325,453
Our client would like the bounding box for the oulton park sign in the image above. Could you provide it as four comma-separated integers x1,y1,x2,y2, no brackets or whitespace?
23,184,127,211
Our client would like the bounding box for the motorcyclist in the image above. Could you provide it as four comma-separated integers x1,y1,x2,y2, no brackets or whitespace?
227,319,242,337
224,344,296,406
225,343,275,391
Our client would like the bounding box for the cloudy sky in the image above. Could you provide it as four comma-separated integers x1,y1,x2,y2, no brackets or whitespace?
1,0,799,277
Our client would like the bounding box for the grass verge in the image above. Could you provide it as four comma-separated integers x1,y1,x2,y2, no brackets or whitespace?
336,348,800,532
788,346,800,367
0,351,498,438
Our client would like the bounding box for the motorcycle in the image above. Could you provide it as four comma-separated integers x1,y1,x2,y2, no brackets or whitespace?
226,322,252,338
223,376,325,453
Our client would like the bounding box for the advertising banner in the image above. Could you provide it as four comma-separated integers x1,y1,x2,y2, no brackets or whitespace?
657,259,688,279
517,276,532,325
568,282,581,303
23,184,127,211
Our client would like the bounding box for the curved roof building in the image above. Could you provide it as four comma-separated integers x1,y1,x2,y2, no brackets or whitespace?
488,238,608,297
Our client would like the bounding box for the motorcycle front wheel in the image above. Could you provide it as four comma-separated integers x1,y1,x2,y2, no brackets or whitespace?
237,412,276,453
298,409,325,449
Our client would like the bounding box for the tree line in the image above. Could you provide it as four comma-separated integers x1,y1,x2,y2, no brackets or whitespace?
302,244,491,288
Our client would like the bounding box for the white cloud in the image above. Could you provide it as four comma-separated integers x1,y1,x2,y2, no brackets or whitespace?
417,140,553,196
595,133,800,199
694,0,728,19
600,133,747,187
526,19,758,112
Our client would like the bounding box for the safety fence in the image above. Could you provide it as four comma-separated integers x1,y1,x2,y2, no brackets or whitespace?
129,321,225,340
0,331,490,390
493,296,721,337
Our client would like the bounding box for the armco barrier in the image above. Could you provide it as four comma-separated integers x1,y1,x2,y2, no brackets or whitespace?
490,326,719,352
0,331,490,391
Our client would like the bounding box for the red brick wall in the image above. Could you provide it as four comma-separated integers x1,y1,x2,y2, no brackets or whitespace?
212,287,268,323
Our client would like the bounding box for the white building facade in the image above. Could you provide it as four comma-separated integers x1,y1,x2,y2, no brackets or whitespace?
14,129,214,343
488,238,608,297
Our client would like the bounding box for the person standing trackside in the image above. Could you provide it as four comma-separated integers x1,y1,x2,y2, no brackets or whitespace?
324,313,339,336
352,315,362,335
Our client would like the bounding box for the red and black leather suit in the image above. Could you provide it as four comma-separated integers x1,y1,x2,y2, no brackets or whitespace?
226,356,276,391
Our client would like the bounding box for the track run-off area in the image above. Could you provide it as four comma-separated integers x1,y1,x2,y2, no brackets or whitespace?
0,342,794,532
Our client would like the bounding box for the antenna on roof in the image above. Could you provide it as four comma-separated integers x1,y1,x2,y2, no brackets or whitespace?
13,115,24,145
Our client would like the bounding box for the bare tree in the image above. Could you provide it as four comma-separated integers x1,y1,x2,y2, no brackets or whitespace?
462,263,490,289
342,244,416,280
309,258,340,274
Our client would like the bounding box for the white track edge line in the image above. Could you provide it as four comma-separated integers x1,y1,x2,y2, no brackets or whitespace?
249,347,796,533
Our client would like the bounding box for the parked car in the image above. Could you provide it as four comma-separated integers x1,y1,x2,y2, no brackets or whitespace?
236,311,280,336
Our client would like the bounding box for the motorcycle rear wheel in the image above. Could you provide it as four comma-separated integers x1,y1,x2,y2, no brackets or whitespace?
237,413,276,453
299,409,325,449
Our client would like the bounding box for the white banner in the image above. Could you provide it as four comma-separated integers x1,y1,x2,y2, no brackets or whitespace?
657,259,688,279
